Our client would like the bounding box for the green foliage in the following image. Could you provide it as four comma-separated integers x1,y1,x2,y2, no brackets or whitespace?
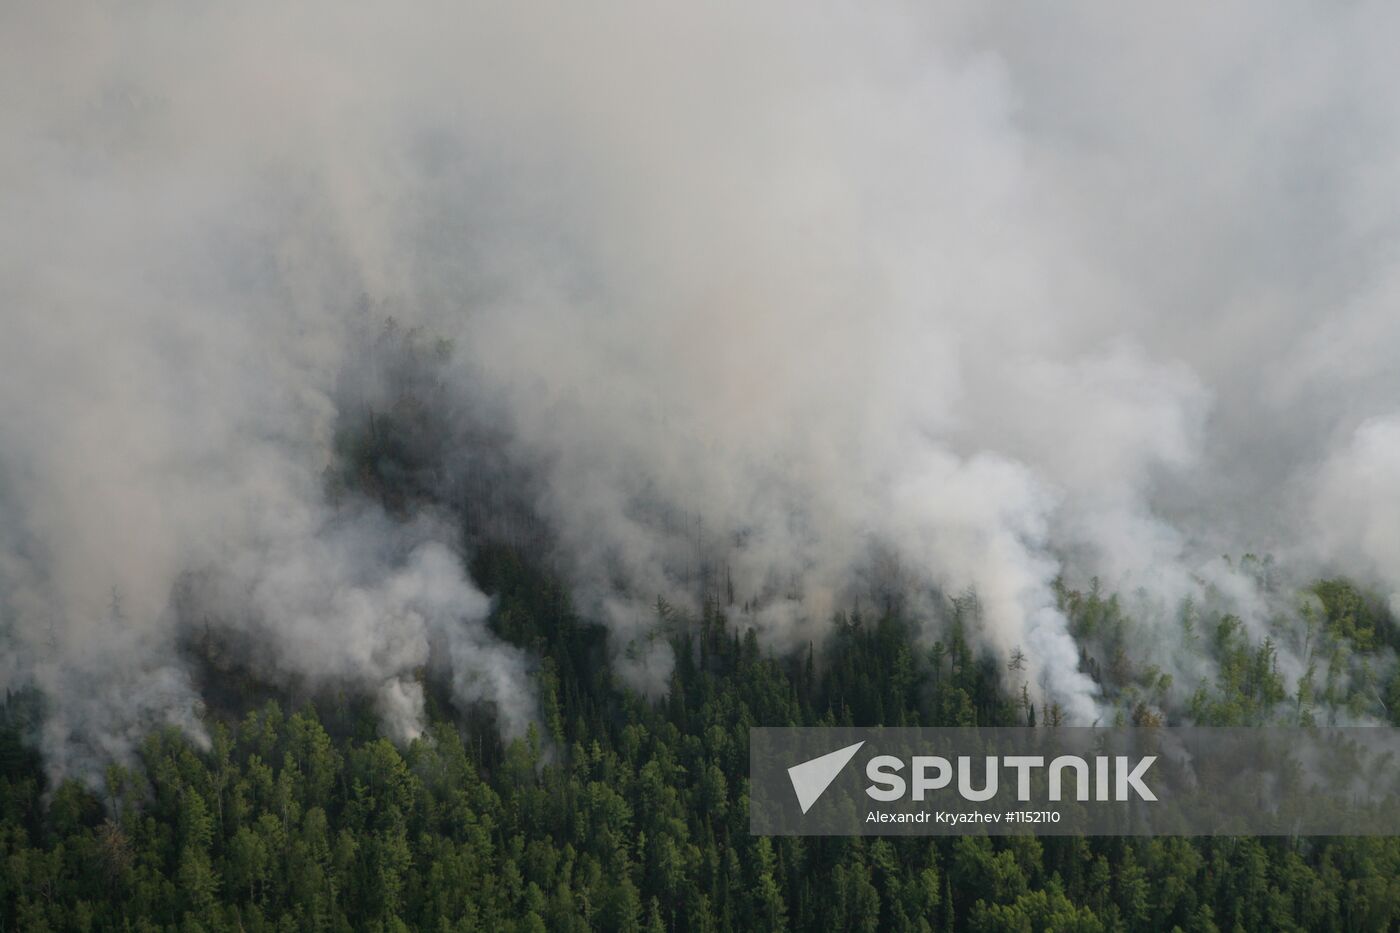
2,553,1399,930
1310,579,1394,653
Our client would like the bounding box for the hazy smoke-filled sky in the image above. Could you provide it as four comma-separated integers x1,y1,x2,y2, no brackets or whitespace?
4,2,1400,773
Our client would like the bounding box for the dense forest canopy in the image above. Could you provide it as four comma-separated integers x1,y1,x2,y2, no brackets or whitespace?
9,3,1400,931
5,546,1400,931
4,324,1400,931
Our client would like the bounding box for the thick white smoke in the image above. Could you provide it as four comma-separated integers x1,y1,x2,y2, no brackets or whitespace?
5,1,1400,772
1315,418,1400,595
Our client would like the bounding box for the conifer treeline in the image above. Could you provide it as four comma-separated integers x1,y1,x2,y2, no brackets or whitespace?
3,545,1400,931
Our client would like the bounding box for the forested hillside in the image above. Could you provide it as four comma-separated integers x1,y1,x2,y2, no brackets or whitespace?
14,3,1400,932
4,547,1399,932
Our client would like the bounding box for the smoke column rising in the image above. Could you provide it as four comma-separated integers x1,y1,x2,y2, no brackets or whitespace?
4,2,1400,773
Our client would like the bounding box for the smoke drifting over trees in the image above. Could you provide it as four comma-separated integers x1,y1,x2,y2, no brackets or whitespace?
5,3,1400,776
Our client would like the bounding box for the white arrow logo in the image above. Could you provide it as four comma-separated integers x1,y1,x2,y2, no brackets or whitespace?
787,741,865,814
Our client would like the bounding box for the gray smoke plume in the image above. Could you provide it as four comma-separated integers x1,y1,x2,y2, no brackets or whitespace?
6,2,1400,776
